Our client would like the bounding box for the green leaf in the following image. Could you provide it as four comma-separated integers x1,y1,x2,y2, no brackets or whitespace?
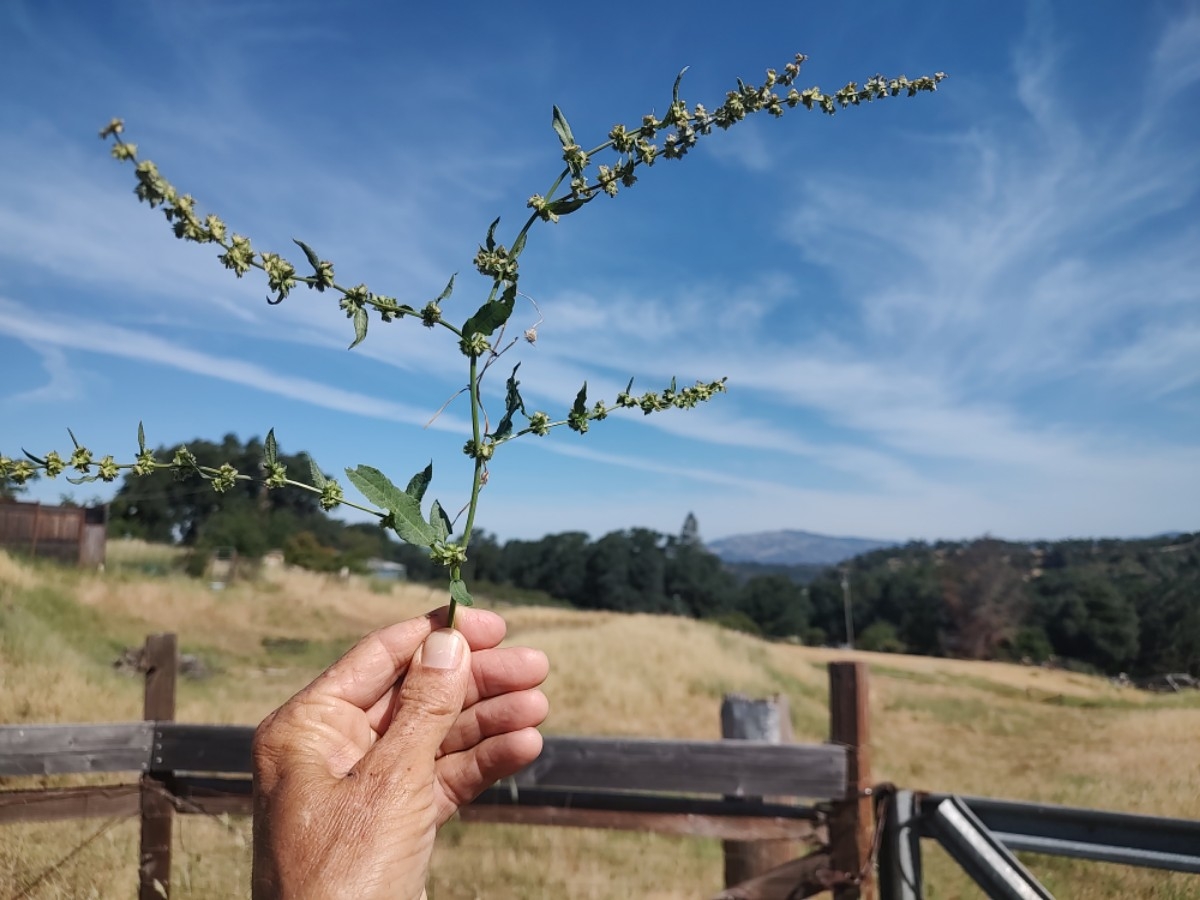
293,239,321,273
450,577,474,608
346,465,435,547
138,421,146,454
572,382,588,418
551,104,575,149
264,429,278,467
461,284,516,340
406,462,433,503
511,230,528,259
672,66,690,106
492,363,525,442
348,307,369,349
428,499,452,542
345,464,402,508
67,427,81,449
485,217,500,252
436,274,456,303
545,196,588,218
306,453,328,489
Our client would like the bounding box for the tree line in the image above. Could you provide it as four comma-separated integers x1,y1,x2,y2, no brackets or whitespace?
808,536,1200,678
421,527,1199,678
98,436,1198,677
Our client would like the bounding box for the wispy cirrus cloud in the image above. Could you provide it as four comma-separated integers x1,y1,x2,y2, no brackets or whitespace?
0,297,458,432
704,119,775,173
782,25,1199,397
5,345,85,405
1150,2,1200,90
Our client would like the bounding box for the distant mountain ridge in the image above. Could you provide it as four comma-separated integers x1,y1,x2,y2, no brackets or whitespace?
707,529,895,566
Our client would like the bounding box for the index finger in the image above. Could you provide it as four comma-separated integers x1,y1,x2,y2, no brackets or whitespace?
300,607,509,710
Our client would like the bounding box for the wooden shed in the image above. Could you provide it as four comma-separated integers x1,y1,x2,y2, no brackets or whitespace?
0,501,107,567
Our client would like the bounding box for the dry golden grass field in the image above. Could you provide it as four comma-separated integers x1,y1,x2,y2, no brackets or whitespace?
2,543,1199,898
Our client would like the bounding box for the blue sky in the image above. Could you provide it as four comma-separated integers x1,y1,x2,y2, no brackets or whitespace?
1,0,1197,544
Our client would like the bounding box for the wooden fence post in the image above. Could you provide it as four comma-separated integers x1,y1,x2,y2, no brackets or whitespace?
828,662,874,900
140,633,177,900
720,694,796,890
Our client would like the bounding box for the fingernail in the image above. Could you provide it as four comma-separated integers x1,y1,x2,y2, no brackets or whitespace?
422,629,464,670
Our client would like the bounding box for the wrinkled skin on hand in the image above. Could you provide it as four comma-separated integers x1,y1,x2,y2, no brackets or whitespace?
251,607,549,899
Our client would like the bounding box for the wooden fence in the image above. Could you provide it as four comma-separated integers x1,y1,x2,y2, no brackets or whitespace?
0,634,875,900
6,634,1200,899
0,501,107,567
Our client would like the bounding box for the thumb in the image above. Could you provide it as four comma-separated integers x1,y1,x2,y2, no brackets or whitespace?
368,628,471,771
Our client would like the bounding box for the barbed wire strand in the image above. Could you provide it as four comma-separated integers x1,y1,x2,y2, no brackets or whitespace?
7,815,128,900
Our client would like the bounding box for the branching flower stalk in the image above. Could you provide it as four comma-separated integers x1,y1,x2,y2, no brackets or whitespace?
5,55,944,627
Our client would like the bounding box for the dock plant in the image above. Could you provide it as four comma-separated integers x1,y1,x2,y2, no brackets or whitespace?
2,56,944,626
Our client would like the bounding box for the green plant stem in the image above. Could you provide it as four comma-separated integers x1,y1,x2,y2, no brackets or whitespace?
584,138,617,158
542,168,570,204
65,461,383,519
512,213,540,257
268,478,381,517
113,138,467,337
448,564,464,628
449,353,486,628
229,247,465,337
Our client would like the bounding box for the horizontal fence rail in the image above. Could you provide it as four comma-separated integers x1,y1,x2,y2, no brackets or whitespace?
0,723,155,775
514,737,847,799
920,793,1200,875
0,723,848,801
0,778,826,842
466,785,825,841
473,785,820,820
0,784,143,824
152,724,252,774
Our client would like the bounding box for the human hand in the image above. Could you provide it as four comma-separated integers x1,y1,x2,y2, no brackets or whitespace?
251,607,549,899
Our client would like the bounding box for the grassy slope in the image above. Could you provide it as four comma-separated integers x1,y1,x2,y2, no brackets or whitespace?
1,545,1198,899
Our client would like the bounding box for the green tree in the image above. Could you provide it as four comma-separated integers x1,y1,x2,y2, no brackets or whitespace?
283,531,341,573
1034,570,1139,672
1132,580,1200,676
738,574,812,638
503,531,590,602
330,522,394,571
806,574,849,643
680,512,702,548
460,530,504,585
858,620,906,653
626,528,668,611
1,471,36,501
194,494,273,557
582,531,637,611
889,564,947,656
1008,626,1054,663
576,529,671,612
107,433,324,545
664,535,737,618
1123,537,1200,676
